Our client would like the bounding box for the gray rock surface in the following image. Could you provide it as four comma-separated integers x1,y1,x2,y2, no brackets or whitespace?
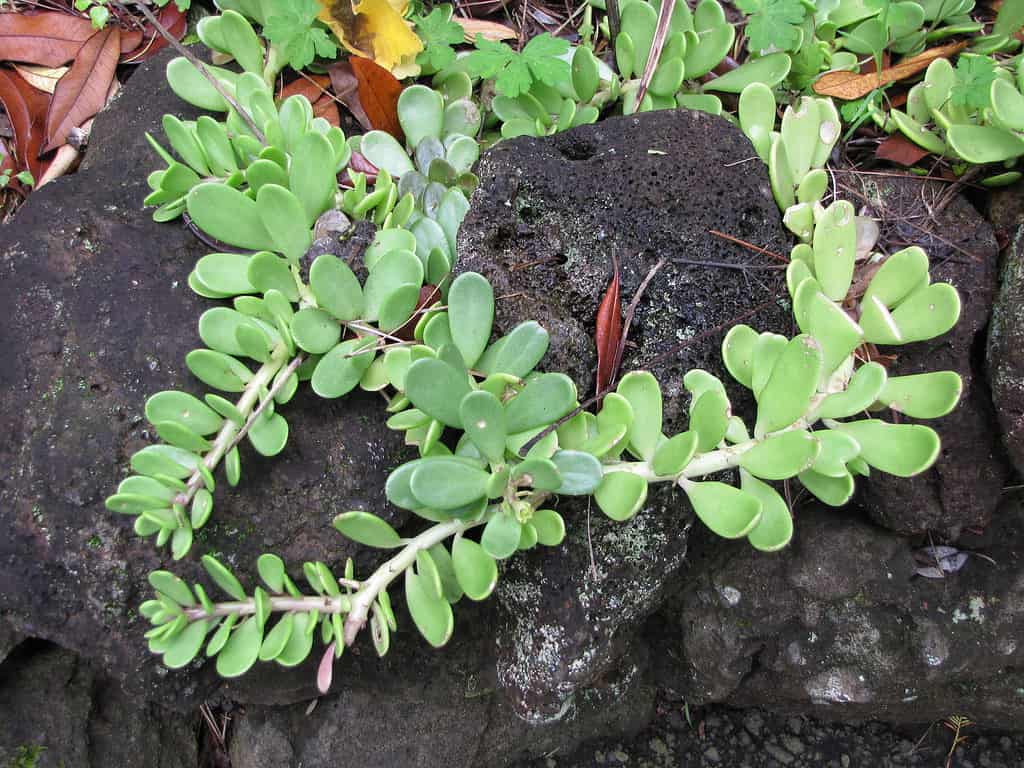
456,109,793,722
0,50,409,710
0,640,197,768
654,497,1024,730
989,224,1024,476
842,174,1009,536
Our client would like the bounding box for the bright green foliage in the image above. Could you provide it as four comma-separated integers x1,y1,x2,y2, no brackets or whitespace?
466,33,570,98
414,4,465,71
263,0,338,71
951,55,997,109
735,0,807,53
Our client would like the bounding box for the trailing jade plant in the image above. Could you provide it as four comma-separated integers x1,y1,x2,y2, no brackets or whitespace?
104,0,977,688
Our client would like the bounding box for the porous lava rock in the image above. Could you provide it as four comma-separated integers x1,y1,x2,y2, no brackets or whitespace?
456,109,792,722
989,225,1024,476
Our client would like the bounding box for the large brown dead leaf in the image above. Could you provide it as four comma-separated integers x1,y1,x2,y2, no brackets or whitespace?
327,60,373,132
121,5,186,64
0,11,94,67
279,73,331,102
349,56,404,139
595,256,622,402
453,18,517,43
813,41,968,100
876,133,932,166
43,26,120,154
0,68,49,178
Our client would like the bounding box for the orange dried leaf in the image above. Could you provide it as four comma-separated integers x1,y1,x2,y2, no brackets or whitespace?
876,133,931,166
318,0,423,76
350,56,404,140
279,73,331,102
813,41,968,100
43,26,120,154
453,18,517,43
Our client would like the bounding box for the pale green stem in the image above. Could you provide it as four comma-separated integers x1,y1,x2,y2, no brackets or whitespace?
172,343,293,509
184,593,351,621
262,44,285,87
342,512,492,644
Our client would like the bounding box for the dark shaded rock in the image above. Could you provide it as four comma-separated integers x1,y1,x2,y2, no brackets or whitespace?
654,498,1024,730
229,616,654,768
456,109,792,721
988,225,1024,476
0,49,408,710
842,174,1009,536
0,640,197,768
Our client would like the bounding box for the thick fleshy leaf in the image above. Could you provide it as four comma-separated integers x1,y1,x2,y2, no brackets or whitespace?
187,183,273,251
616,371,662,461
460,390,506,463
889,283,961,343
149,571,195,606
275,612,315,667
405,568,454,647
652,430,698,476
810,430,861,477
531,509,566,546
511,458,561,490
862,247,929,309
804,287,864,376
452,537,498,600
481,510,524,559
310,254,364,321
360,129,415,176
405,357,472,427
877,371,961,418
740,471,793,552
248,413,289,457
722,323,758,389
311,338,377,398
690,388,730,452
702,52,791,92
363,249,424,321
832,420,941,477
256,184,312,262
201,554,247,600
751,332,788,398
798,468,855,506
550,450,603,494
289,131,338,224
739,430,820,480
259,613,295,661
476,321,550,378
815,362,887,419
410,458,490,509
754,335,823,437
333,511,403,548
594,471,648,521
447,272,494,368
813,200,857,301
145,391,223,435
163,619,210,669
504,373,578,433
215,618,262,677
683,480,762,539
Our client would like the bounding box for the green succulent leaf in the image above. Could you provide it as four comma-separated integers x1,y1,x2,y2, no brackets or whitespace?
452,537,499,600
481,509,523,559
832,419,941,477
683,480,763,539
333,511,403,548
405,567,455,647
616,371,663,461
405,357,472,427
594,471,648,521
410,458,490,509
505,373,578,434
448,272,494,368
877,371,962,418
460,390,507,463
798,467,855,506
754,335,823,437
740,471,793,552
215,617,262,677
739,430,820,480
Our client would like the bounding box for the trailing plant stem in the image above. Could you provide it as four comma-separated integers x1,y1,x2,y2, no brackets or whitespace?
172,345,296,508
342,512,491,644
185,593,351,621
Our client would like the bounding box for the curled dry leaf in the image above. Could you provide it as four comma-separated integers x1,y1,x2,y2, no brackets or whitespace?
453,18,517,43
351,56,404,140
13,64,68,95
43,25,120,153
876,133,931,166
0,68,49,178
280,73,331,102
813,41,968,100
328,60,374,133
595,255,623,401
37,115,94,189
313,94,342,127
0,11,93,67
122,4,187,64
319,0,423,76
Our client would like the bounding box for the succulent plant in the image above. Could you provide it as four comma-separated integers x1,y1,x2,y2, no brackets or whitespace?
883,54,1024,184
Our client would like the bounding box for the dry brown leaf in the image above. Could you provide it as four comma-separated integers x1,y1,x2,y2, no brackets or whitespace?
13,64,68,95
453,18,517,43
43,26,120,154
313,93,341,127
327,60,373,133
0,68,49,178
0,11,93,67
813,41,968,100
37,116,92,189
350,56,404,140
876,133,931,166
279,73,331,103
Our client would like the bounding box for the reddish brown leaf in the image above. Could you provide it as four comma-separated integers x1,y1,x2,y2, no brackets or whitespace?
814,42,967,100
0,68,49,178
119,28,143,55
595,256,623,401
350,56,404,141
279,73,330,102
313,94,341,127
122,5,186,63
876,133,932,166
0,11,93,67
43,25,120,154
327,60,373,132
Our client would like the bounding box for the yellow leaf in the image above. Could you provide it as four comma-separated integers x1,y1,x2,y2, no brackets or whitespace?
13,64,68,94
319,0,423,77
